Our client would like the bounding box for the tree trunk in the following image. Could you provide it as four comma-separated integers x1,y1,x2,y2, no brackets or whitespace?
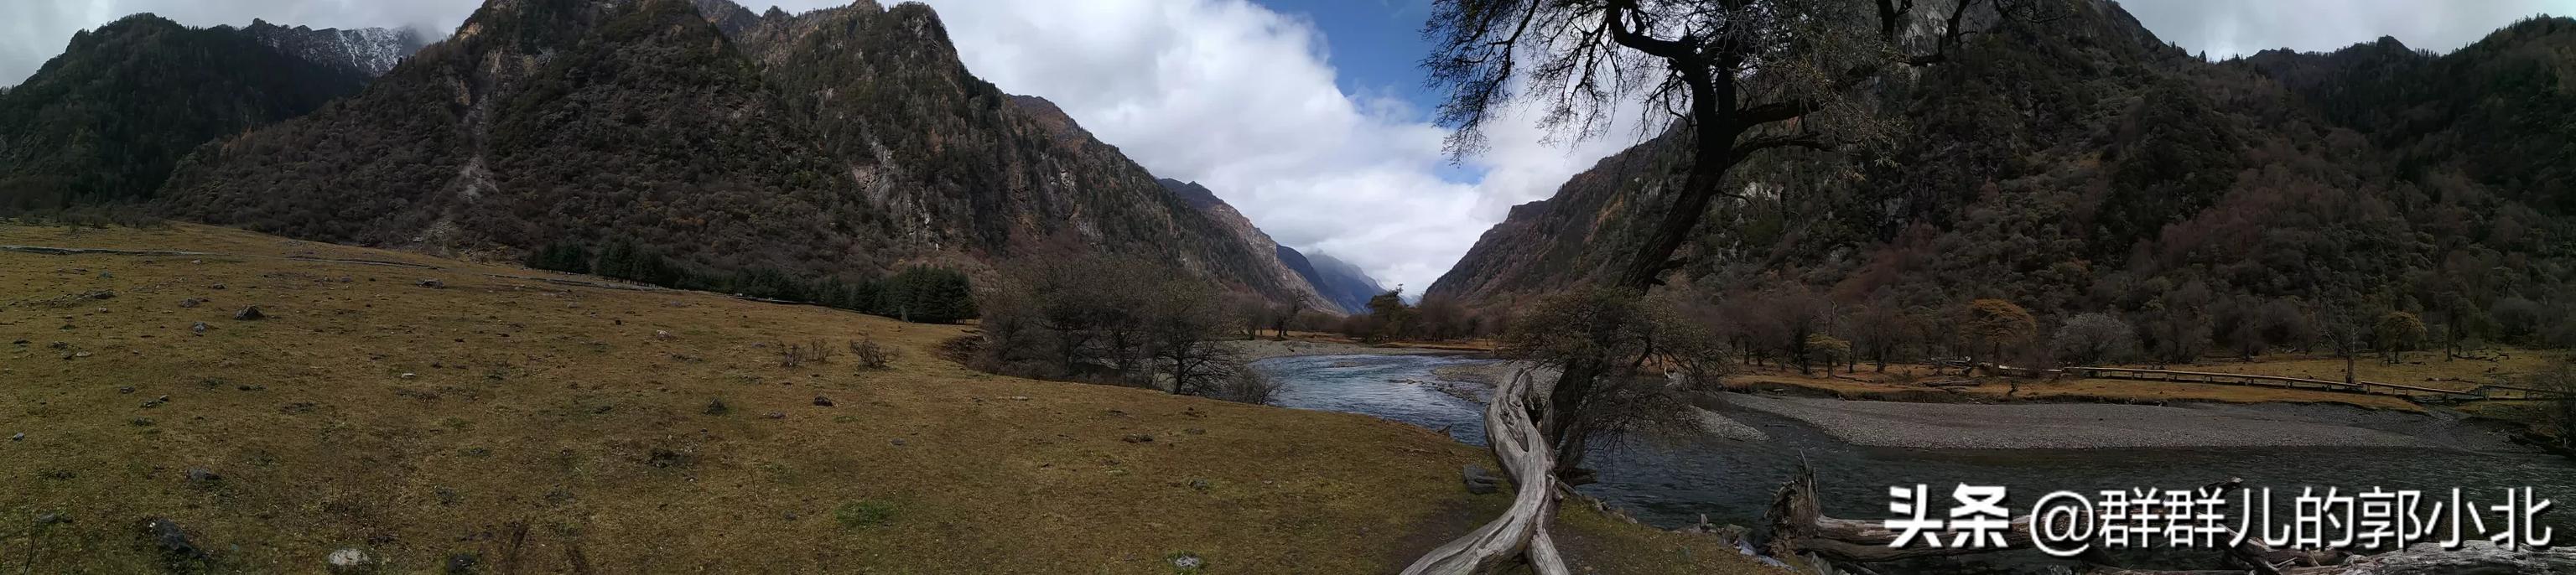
1401,370,1571,575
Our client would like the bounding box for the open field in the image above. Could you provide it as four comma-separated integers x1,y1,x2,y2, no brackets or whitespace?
0,223,1771,573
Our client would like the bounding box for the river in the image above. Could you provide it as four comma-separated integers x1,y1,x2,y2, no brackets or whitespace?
1254,353,2576,570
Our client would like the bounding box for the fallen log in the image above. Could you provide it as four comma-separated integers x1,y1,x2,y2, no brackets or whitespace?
1400,370,1571,575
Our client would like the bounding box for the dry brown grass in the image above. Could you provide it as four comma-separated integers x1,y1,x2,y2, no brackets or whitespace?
0,224,1772,573
2145,350,2570,392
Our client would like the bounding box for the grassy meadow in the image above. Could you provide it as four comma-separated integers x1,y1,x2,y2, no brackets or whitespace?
0,223,1772,573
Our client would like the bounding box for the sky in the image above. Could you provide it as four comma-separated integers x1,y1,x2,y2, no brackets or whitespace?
2,0,2569,293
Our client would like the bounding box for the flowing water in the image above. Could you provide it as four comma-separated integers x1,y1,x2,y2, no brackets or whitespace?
1256,354,2576,568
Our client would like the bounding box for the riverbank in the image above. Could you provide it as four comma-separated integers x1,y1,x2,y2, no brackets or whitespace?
1722,392,2521,450
1226,338,1485,361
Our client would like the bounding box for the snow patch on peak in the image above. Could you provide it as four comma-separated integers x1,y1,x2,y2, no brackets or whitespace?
247,21,428,77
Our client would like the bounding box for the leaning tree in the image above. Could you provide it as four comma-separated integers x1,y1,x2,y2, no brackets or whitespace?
1421,0,2007,477
1405,0,2012,572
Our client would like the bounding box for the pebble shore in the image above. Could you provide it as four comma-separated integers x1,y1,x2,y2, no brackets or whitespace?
1723,393,2449,449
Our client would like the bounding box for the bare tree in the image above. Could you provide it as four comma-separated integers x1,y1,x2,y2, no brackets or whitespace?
2052,312,2139,365
1425,0,2016,469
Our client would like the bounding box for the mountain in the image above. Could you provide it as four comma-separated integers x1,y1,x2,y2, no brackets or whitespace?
0,14,371,210
1429,0,2574,347
678,0,1313,302
154,0,1312,308
243,19,426,77
1156,178,1339,313
2241,18,2576,214
1296,250,1389,314
160,0,890,280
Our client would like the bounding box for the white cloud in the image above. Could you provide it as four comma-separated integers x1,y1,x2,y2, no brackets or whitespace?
2116,0,2569,59
918,0,1647,295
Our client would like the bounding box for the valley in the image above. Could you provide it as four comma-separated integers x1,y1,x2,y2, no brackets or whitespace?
3,0,2574,572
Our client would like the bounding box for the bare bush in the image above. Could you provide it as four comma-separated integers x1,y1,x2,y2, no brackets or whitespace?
1195,362,1278,405
777,340,834,368
849,336,897,370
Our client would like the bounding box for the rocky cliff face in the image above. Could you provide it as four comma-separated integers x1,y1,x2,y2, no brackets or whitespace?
244,19,426,77
684,0,1312,303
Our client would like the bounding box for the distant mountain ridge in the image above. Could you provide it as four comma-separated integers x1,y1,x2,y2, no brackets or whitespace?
1427,0,2576,345
1154,178,1339,313
1297,250,1388,314
0,13,371,210
244,19,426,77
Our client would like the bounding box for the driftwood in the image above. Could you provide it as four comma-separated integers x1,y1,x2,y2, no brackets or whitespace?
1401,370,1571,575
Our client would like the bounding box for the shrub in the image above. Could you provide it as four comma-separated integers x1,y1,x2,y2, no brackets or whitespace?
1196,365,1276,405
849,336,897,370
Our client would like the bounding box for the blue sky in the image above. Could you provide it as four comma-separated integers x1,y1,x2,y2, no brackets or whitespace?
1255,0,1440,116
1247,0,1484,184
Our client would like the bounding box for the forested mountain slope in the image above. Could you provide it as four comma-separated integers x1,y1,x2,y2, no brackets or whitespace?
679,0,1314,303
1430,0,2576,352
148,0,1313,306
159,0,891,282
0,14,373,210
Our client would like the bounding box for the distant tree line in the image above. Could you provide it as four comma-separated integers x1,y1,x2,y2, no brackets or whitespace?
527,239,974,324
1637,277,2576,378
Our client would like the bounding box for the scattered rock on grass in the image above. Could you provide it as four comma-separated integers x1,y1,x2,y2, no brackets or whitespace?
326,547,372,572
765,412,786,419
184,468,221,486
1168,552,1205,572
9,433,22,442
1121,433,1154,443
143,517,205,561
444,552,479,573
190,322,208,335
418,279,444,288
813,396,835,407
233,306,264,320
